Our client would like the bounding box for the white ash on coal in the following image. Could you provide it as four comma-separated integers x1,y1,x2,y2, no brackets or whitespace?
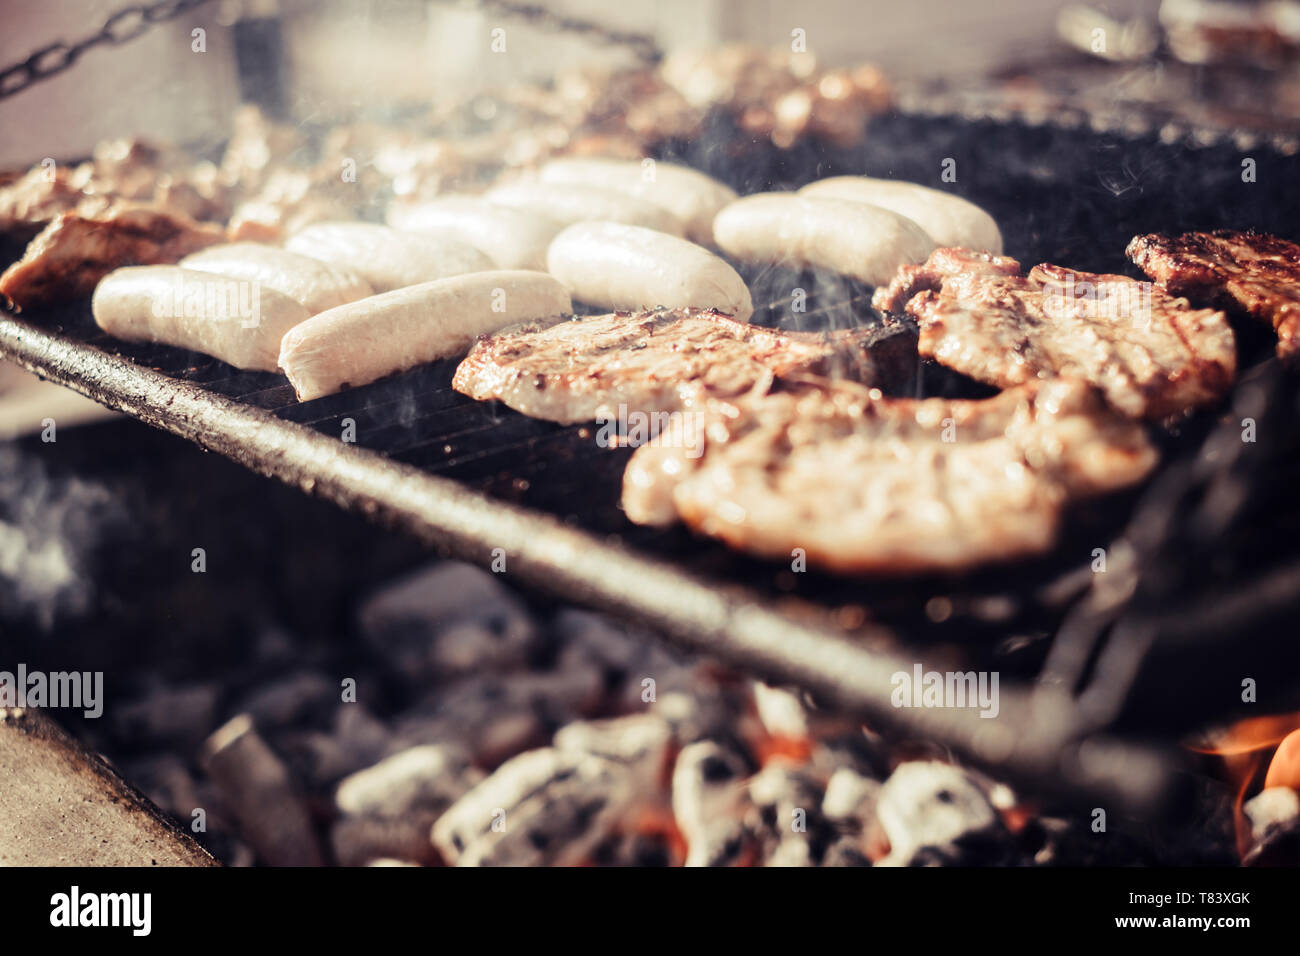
73,560,1243,866
1242,788,1300,866
200,714,325,868
432,747,641,867
873,761,1010,867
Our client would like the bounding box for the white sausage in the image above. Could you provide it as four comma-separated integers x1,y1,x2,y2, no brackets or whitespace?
538,158,736,245
285,222,493,293
387,198,563,271
278,270,572,400
92,266,311,371
484,182,685,236
799,176,1003,254
712,193,935,286
179,242,374,314
546,222,753,321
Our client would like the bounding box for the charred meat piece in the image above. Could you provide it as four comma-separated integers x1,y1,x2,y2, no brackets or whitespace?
622,378,1157,574
453,307,917,425
0,139,230,242
0,166,92,241
874,247,1236,420
0,206,225,310
1127,230,1300,362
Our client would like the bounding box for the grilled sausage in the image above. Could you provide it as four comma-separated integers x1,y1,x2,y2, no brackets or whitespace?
387,197,564,271
712,193,935,287
179,242,373,314
484,181,685,236
538,157,736,245
278,270,572,400
285,222,492,293
799,176,1003,253
91,265,311,371
546,221,753,320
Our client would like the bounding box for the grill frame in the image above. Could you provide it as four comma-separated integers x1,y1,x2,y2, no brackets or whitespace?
0,310,1189,814
5,107,1300,816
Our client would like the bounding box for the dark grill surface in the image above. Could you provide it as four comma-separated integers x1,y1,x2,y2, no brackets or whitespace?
5,110,1300,813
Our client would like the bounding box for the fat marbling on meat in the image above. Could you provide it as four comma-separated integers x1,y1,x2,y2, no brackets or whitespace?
873,247,1235,420
452,307,917,425
1128,229,1300,362
622,377,1158,574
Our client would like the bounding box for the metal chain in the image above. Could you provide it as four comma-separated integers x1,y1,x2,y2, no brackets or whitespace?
444,0,663,63
0,0,660,102
0,0,214,101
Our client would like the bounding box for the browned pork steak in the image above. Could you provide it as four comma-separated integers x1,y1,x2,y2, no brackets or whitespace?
622,377,1158,574
0,205,225,309
452,307,917,424
873,247,1236,420
1127,230,1300,361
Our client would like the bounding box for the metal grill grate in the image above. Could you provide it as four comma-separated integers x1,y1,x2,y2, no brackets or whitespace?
3,110,1299,815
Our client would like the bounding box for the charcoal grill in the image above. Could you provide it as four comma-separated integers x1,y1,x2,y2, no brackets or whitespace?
5,107,1300,820
4,0,1300,822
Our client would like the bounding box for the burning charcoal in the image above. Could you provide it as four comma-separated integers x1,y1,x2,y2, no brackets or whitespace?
236,671,337,731
748,759,829,867
332,704,391,766
358,562,539,682
276,705,392,793
672,741,757,867
331,814,444,867
821,836,872,867
873,761,1010,867
200,714,325,867
504,665,608,718
822,767,882,827
651,690,736,747
110,683,220,750
554,713,673,790
1242,787,1300,866
276,730,360,793
392,701,543,769
553,608,643,674
393,664,605,765
752,682,859,745
613,638,710,712
588,829,677,867
752,683,809,740
431,748,637,866
1245,787,1300,840
335,744,483,820
807,733,890,782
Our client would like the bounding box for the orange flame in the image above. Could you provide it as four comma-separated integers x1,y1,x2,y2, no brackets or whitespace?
1190,710,1300,856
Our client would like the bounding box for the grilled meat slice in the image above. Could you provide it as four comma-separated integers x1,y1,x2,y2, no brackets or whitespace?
1127,230,1300,361
873,247,1235,420
0,206,225,310
0,139,231,242
622,378,1157,574
452,308,917,424
0,166,92,241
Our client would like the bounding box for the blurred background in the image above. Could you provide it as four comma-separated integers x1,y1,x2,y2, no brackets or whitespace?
4,0,1299,167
